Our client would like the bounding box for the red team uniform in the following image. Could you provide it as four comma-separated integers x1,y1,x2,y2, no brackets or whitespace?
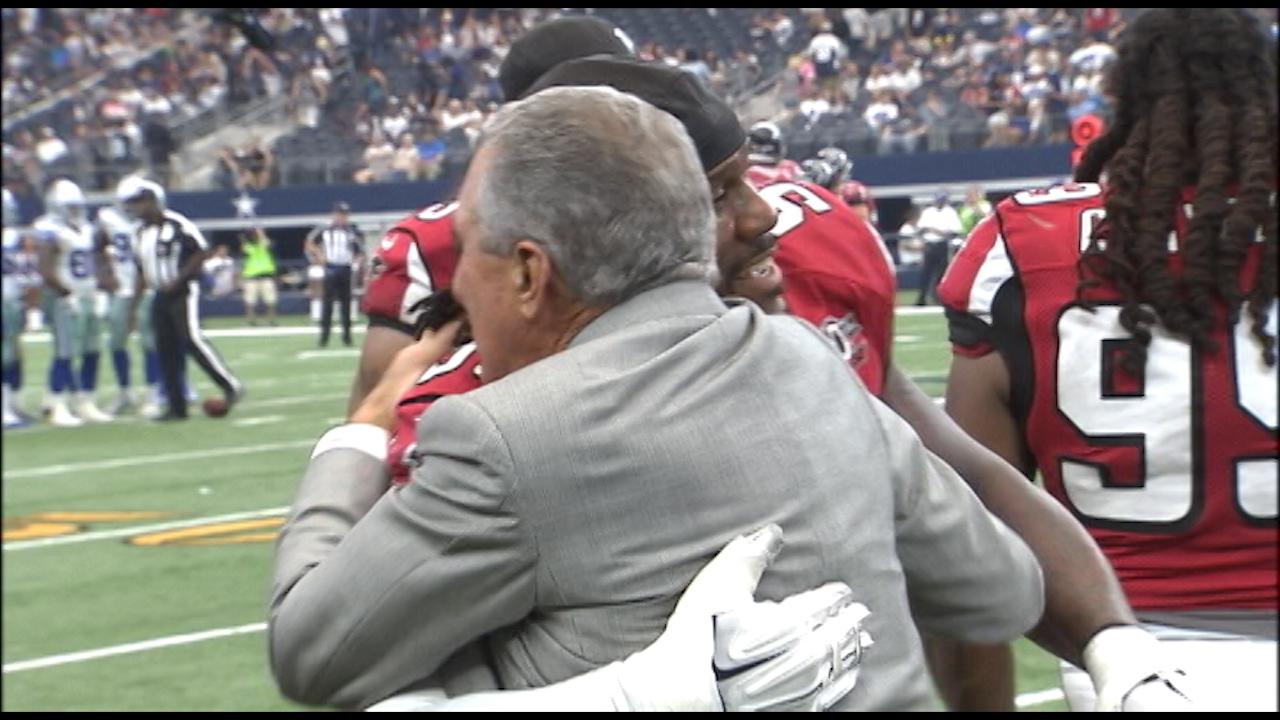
745,159,801,187
938,182,1277,612
361,201,480,485
756,178,897,396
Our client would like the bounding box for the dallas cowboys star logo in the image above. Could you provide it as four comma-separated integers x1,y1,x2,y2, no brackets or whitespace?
232,192,259,218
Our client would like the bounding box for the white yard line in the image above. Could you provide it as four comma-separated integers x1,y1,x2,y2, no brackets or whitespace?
230,415,285,427
3,440,314,479
2,622,268,674
1016,688,1066,708
21,326,367,344
3,507,289,551
894,306,945,316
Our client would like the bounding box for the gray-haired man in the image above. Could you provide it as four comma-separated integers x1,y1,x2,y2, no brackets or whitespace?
270,86,1043,711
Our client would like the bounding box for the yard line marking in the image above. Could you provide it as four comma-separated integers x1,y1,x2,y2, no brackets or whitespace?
895,306,945,316
22,326,367,343
231,415,285,427
894,335,923,343
4,507,289,551
246,393,347,409
296,349,362,360
2,622,268,674
1015,688,1066,708
4,440,314,479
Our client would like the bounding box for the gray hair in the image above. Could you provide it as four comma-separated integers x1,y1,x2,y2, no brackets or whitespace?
473,85,716,306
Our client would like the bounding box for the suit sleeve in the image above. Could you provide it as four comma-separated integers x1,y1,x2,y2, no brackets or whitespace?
269,397,537,709
873,395,1044,643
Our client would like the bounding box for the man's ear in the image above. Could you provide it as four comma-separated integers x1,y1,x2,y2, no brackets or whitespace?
511,239,554,319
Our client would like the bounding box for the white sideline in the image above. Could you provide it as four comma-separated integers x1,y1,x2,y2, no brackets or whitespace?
21,325,368,344
3,506,289,552
3,440,314,479
2,623,269,674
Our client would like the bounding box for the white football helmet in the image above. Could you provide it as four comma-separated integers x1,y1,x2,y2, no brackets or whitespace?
44,179,87,228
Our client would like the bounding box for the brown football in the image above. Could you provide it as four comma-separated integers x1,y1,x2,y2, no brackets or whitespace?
202,397,229,418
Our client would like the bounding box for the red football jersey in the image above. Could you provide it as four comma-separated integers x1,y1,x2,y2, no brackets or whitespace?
746,160,802,187
387,342,484,485
756,178,897,396
938,182,1277,611
362,201,482,484
362,201,461,334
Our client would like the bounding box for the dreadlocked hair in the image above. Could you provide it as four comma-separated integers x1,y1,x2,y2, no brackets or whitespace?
1074,8,1278,373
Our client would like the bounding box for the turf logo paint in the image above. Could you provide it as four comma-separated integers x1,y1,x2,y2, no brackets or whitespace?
2,512,284,547
2,512,171,542
128,518,283,547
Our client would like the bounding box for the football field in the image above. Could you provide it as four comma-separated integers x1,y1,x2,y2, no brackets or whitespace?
2,304,1069,711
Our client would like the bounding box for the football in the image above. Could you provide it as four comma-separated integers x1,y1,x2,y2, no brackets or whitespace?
202,397,229,418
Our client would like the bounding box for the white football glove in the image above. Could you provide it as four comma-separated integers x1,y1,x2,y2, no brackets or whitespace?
714,582,873,711
610,523,873,711
1084,625,1199,712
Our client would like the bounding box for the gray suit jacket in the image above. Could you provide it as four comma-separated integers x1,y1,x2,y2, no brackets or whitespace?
270,280,1043,710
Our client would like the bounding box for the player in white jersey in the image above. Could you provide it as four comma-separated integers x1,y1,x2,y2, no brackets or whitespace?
97,199,165,416
2,188,32,429
34,179,112,426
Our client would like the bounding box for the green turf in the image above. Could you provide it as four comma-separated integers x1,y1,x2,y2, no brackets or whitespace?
2,308,1067,711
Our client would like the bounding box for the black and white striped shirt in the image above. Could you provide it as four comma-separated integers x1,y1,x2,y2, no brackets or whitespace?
135,209,208,289
308,224,364,267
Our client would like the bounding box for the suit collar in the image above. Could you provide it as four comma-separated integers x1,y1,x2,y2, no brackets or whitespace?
570,281,727,348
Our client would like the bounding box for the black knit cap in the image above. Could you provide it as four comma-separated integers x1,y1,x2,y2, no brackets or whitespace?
498,16,635,101
521,55,747,172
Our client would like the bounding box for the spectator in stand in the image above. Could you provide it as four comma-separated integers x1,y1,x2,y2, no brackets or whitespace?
359,133,395,184
919,88,953,152
34,127,69,167
878,103,925,155
390,133,420,182
236,138,274,190
863,90,900,134
808,21,846,95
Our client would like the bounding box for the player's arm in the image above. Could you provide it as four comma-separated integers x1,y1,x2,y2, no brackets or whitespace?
93,225,119,294
304,226,325,264
348,225,428,413
886,362,1133,666
171,221,209,291
35,231,69,297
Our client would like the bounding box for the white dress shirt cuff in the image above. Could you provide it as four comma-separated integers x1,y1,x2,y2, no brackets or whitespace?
311,423,389,462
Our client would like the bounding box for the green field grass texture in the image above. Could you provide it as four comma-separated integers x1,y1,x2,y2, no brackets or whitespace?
2,308,1068,711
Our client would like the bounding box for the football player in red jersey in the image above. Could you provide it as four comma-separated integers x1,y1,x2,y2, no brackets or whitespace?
347,16,1194,714
744,121,802,187
939,8,1276,711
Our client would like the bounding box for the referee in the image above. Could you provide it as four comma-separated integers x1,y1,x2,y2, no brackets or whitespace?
118,178,243,421
306,201,364,347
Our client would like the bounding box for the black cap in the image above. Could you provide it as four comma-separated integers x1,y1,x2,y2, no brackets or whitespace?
499,16,635,101
333,201,350,213
522,55,746,172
